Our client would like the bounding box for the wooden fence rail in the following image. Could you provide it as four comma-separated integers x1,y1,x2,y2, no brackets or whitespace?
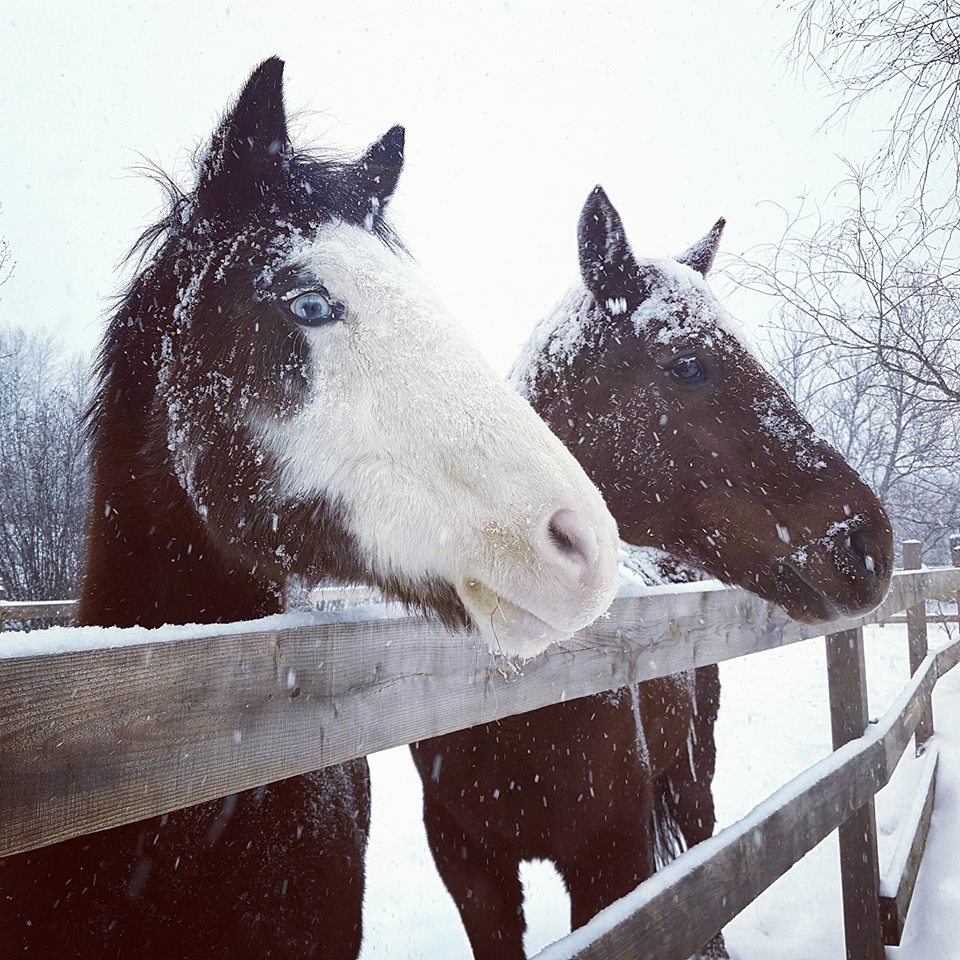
534,629,960,960
0,599,76,625
2,560,959,959
0,586,381,627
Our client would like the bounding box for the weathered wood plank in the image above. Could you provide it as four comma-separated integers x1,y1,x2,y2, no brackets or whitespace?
825,627,884,960
826,628,870,750
903,542,934,750
879,744,939,946
901,540,923,570
1,570,958,858
836,803,883,959
0,600,76,625
880,614,959,625
531,633,960,960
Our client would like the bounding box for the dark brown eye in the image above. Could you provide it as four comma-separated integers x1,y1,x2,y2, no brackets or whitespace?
667,355,706,383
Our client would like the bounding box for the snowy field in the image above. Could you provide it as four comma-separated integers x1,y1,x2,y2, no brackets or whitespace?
359,621,960,959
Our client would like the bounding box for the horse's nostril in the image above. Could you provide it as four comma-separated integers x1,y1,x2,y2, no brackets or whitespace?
544,508,598,577
849,529,887,581
548,518,576,554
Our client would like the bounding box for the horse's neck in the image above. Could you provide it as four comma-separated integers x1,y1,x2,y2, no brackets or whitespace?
77,452,281,630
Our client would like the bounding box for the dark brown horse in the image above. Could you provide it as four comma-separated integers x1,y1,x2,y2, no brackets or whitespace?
0,62,622,959
411,186,893,959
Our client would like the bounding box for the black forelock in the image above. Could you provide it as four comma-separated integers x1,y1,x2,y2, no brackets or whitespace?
122,144,403,271
86,139,406,443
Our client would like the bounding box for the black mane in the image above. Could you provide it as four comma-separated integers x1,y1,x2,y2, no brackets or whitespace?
87,121,403,443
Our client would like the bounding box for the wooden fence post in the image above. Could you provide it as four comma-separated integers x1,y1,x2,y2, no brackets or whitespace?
951,534,960,632
950,533,960,569
903,540,933,752
825,626,884,960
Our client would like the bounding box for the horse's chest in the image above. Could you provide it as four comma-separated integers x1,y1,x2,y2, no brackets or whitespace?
423,700,645,848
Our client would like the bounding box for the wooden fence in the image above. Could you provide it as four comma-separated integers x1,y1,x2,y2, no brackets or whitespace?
0,598,76,626
1,544,958,959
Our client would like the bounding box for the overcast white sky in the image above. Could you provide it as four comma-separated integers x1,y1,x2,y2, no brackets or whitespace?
0,0,888,372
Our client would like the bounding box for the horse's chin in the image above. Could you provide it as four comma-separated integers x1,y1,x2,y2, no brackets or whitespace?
768,563,845,626
461,582,575,659
778,598,842,626
774,559,895,625
688,554,843,626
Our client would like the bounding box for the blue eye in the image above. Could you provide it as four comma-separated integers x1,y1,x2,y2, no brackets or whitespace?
289,291,342,325
667,355,706,383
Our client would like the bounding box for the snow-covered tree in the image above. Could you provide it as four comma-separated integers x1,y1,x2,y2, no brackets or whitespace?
0,323,90,603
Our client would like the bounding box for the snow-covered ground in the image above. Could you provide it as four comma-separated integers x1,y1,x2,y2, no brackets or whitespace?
359,621,960,959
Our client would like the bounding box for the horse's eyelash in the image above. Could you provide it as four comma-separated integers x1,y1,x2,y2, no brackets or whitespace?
280,285,329,302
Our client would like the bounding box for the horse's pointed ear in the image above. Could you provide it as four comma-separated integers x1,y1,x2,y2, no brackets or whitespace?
578,186,636,306
194,57,290,219
676,218,725,276
348,124,405,228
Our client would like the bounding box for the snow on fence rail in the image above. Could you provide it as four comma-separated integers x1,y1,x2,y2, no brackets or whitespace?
2,552,959,959
0,586,383,627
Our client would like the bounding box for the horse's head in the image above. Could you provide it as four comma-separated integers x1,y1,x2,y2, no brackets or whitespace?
101,60,619,655
517,186,892,624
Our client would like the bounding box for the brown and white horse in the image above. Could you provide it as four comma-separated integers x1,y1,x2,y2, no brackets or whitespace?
0,62,620,959
411,186,893,960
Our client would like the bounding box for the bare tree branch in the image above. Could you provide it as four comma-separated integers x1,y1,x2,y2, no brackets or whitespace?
788,0,960,204
0,206,13,291
733,168,960,405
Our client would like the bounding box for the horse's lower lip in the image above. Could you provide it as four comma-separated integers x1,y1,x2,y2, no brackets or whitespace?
491,595,567,639
461,580,571,654
775,562,841,625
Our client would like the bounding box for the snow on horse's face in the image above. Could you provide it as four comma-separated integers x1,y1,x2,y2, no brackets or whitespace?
155,60,618,656
517,186,893,623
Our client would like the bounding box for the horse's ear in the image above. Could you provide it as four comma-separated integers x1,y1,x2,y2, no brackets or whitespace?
194,57,290,219
676,218,725,276
578,186,636,307
348,124,405,228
